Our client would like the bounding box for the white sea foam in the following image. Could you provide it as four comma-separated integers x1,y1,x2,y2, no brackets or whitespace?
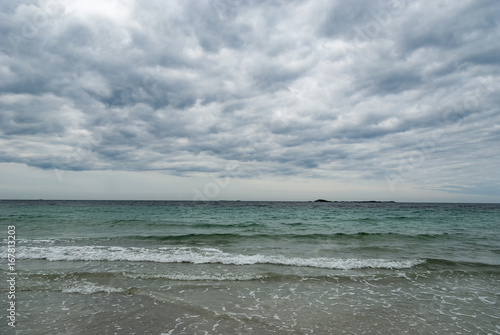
123,272,268,281
62,281,124,294
2,238,57,245
17,246,424,270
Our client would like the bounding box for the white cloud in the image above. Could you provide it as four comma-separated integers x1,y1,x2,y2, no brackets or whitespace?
0,0,499,201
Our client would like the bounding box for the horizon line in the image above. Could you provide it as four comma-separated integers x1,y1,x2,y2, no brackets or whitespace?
1,199,499,204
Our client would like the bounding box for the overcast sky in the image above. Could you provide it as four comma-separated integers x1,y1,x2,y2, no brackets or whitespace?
0,0,499,201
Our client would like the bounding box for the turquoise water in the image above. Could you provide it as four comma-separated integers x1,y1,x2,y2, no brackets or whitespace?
1,200,499,334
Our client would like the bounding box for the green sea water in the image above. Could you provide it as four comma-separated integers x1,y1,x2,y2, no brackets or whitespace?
1,200,499,334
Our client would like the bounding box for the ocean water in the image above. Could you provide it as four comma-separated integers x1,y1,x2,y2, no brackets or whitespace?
1,200,499,334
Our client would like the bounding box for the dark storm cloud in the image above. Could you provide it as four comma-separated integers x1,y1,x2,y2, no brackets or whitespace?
0,0,499,196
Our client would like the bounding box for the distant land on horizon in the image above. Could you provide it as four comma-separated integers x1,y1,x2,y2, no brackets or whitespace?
1,198,397,203
313,199,395,203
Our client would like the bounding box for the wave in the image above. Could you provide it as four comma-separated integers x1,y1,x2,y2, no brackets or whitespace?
16,246,424,270
104,231,452,243
131,232,449,241
62,281,125,294
9,232,454,246
122,272,268,281
421,258,500,269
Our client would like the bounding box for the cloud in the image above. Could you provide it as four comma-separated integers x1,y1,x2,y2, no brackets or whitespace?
0,0,499,200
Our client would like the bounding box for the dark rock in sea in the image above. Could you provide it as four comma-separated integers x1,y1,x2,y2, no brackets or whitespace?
314,199,331,202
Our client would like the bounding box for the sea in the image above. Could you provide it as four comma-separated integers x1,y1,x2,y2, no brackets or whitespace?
1,200,499,334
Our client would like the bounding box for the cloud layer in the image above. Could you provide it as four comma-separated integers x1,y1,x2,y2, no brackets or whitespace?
1,0,499,198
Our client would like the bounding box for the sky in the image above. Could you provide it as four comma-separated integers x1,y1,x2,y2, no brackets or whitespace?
0,0,499,202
